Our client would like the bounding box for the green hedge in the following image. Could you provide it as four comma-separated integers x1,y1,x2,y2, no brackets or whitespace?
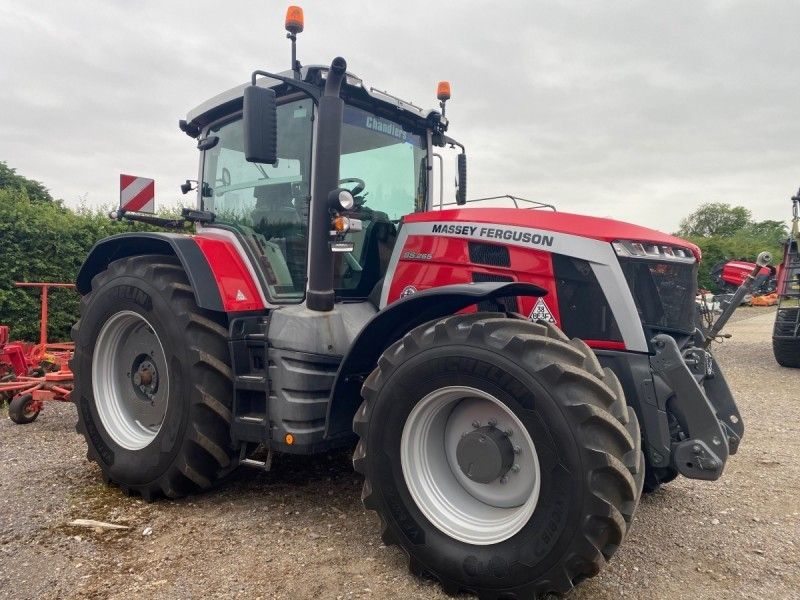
0,163,171,342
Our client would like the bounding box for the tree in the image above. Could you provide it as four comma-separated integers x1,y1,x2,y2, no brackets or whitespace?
739,219,788,246
677,203,751,237
0,161,53,203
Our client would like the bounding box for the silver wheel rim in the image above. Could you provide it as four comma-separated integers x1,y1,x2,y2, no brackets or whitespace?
92,310,169,451
401,386,540,545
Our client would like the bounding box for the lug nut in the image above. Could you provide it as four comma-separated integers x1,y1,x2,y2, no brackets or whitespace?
487,418,497,428
504,429,513,437
513,445,521,455
472,420,481,428
500,475,508,484
511,464,520,473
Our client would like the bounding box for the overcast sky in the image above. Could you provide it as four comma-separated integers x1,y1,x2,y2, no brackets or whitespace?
1,1,797,233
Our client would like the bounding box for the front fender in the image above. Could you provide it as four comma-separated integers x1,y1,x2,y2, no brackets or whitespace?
76,232,225,311
324,281,546,438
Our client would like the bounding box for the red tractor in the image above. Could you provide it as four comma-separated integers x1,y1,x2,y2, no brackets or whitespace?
72,9,744,598
711,259,777,295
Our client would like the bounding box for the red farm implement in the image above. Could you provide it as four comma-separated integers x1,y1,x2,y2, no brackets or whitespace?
0,282,76,424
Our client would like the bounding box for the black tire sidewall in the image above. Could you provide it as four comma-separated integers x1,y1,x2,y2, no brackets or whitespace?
74,273,193,487
366,344,586,586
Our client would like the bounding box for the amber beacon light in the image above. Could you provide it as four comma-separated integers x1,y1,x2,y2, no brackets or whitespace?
285,6,304,34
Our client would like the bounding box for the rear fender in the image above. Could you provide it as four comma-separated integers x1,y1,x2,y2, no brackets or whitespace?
76,232,225,311
324,281,547,438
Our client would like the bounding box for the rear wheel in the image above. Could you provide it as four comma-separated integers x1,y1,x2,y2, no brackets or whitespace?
71,255,237,500
8,393,39,424
353,313,644,598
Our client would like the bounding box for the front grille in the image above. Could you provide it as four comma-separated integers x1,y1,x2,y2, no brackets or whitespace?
468,242,510,267
472,272,519,313
618,257,697,333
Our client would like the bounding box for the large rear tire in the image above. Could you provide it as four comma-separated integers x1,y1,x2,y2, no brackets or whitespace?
71,255,237,500
353,313,644,598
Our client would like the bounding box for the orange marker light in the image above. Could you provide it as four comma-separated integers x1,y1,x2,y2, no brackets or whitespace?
285,6,304,34
333,216,349,233
285,433,295,445
437,81,451,101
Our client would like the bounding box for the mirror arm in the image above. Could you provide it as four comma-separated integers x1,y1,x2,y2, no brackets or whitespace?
249,70,320,104
442,135,465,154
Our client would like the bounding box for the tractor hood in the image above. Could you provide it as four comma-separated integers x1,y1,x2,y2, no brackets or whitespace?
409,208,701,261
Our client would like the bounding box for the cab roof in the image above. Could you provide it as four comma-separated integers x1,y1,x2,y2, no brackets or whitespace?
185,64,442,133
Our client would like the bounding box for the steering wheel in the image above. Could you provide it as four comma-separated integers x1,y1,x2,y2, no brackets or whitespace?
339,177,366,197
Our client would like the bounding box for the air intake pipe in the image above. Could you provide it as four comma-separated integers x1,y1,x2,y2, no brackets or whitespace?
307,57,347,312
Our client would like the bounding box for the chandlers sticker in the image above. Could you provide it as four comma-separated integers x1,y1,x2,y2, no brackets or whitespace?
430,223,554,248
529,297,556,323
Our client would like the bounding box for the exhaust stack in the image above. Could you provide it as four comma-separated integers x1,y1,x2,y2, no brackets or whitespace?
306,57,347,312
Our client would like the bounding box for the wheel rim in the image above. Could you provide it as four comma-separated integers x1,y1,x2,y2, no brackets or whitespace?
19,395,37,418
92,311,169,450
401,386,540,545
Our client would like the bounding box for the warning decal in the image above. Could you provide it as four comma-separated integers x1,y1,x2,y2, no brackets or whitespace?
529,297,556,323
119,174,155,213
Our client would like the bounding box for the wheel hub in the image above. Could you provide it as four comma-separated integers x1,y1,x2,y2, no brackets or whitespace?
456,425,515,484
131,356,159,399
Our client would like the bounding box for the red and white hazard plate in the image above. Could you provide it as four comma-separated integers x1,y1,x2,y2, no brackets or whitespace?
119,174,155,213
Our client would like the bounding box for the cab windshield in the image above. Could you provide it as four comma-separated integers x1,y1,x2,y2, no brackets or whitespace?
201,98,427,302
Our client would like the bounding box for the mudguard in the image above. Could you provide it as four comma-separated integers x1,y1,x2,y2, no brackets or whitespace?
75,232,225,311
324,281,547,438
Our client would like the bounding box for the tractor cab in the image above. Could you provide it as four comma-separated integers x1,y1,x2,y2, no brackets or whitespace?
184,64,445,306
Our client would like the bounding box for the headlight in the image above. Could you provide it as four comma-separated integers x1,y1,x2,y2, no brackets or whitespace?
612,240,696,263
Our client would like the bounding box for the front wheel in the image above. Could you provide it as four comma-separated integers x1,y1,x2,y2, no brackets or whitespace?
353,313,644,598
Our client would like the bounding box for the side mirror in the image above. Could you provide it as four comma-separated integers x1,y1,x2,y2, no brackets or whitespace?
243,86,278,164
456,153,467,205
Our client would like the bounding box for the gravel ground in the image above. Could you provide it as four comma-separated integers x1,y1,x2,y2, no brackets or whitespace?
1,306,798,600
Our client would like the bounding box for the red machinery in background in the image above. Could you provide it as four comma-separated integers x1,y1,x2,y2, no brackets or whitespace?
711,259,779,295
0,282,75,424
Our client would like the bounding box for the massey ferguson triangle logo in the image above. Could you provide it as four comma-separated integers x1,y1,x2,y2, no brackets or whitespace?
529,297,556,323
235,290,247,301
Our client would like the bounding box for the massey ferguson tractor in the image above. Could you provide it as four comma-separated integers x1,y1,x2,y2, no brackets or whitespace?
72,8,745,598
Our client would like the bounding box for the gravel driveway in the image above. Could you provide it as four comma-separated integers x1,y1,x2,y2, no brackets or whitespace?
1,307,798,599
